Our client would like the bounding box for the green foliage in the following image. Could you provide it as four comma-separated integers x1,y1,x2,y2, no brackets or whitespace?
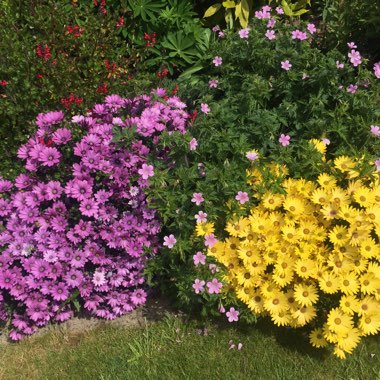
313,0,380,62
143,14,380,314
0,0,159,178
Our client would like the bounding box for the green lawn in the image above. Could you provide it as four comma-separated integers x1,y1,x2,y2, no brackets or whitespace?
0,313,379,380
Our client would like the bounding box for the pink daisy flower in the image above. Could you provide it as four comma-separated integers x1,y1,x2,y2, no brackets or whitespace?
92,271,106,287
189,138,198,151
371,125,380,136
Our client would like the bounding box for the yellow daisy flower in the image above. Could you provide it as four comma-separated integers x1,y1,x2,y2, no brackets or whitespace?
263,290,289,314
359,237,379,259
292,304,317,326
319,271,340,294
360,273,380,295
294,283,319,306
334,156,356,173
339,295,359,315
195,222,215,237
282,196,306,215
317,173,337,189
247,291,265,314
271,311,292,327
261,192,284,210
309,328,328,348
353,186,375,208
309,139,327,155
357,296,379,316
337,328,361,354
328,225,350,247
310,188,331,205
327,308,353,335
359,312,380,335
339,272,360,295
294,258,317,279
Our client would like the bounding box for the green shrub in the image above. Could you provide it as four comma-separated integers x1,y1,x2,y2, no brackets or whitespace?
141,8,380,315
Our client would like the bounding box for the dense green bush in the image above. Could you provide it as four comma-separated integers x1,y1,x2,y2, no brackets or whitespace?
0,0,208,178
141,9,380,315
312,0,380,62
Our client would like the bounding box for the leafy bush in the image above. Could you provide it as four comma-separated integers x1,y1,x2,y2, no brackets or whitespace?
312,0,380,62
205,147,380,359
0,92,190,340
0,0,159,178
141,5,380,318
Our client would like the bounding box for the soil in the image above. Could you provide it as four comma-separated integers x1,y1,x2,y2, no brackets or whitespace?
0,292,177,345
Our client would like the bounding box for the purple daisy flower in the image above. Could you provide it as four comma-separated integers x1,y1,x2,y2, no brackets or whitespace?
39,147,61,167
52,128,72,145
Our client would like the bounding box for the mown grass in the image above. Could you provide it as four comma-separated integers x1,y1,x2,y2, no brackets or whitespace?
0,314,379,380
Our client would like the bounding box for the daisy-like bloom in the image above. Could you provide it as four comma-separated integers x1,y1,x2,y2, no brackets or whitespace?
309,328,328,348
263,290,288,314
212,56,222,66
191,192,204,205
348,49,362,66
226,307,239,322
163,234,177,248
193,251,206,265
358,312,380,335
235,191,249,204
52,128,72,145
138,164,154,180
130,289,147,306
347,84,358,94
339,272,360,295
294,283,319,307
195,211,208,223
336,60,344,69
292,304,317,326
207,278,222,294
279,133,291,146
204,233,217,247
189,138,198,151
281,60,292,71
79,198,99,217
92,270,106,287
239,28,249,39
192,279,205,294
39,146,61,167
327,307,353,335
152,87,166,97
201,103,210,114
371,125,380,136
265,30,276,40
307,23,316,34
208,79,219,88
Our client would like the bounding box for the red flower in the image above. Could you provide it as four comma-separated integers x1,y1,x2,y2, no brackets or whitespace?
189,110,198,122
36,44,51,61
36,73,43,79
172,84,179,95
0,80,7,87
97,83,108,94
116,16,124,28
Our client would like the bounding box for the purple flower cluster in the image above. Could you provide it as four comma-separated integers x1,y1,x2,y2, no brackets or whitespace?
0,93,190,340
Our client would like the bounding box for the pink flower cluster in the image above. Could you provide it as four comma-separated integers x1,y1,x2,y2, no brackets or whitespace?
0,93,190,340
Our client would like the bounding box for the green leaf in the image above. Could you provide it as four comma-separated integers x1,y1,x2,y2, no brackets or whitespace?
203,3,222,18
222,1,236,9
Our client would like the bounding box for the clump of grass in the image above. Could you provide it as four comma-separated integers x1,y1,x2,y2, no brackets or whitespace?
0,314,379,380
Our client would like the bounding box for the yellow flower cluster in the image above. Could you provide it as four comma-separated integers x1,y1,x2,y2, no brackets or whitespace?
206,153,380,359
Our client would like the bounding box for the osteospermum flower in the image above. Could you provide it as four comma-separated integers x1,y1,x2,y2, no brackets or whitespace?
371,125,380,136
39,147,61,166
92,270,106,287
246,150,259,161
